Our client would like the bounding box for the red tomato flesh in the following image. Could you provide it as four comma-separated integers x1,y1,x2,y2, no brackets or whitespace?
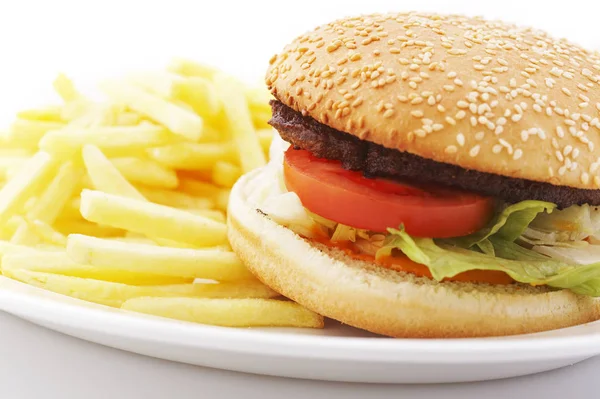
283,148,494,238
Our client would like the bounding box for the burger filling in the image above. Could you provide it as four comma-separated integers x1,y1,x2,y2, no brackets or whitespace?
253,100,600,296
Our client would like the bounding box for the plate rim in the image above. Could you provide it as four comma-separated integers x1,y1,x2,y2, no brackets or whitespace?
2,275,600,364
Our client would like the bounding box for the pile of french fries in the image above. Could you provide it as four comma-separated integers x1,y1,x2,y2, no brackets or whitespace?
0,59,323,329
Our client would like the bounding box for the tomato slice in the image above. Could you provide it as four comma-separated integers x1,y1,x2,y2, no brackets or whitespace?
283,148,494,238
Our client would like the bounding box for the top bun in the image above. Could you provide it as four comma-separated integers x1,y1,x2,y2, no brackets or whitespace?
266,12,600,189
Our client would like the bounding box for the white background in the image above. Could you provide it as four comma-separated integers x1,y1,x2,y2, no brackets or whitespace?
0,0,600,397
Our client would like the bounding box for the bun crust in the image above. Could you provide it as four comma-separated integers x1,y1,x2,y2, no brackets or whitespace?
228,168,600,338
266,12,600,189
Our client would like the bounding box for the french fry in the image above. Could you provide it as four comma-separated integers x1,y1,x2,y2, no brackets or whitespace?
17,106,64,122
174,77,221,119
245,86,272,113
80,189,226,246
0,151,55,225
121,298,324,328
53,73,80,103
67,234,253,281
7,120,65,148
0,148,34,157
10,218,40,246
82,145,147,201
178,177,223,197
127,71,181,98
214,73,266,172
214,189,230,212
0,216,22,240
0,240,42,263
29,220,67,246
128,72,221,120
0,156,28,180
101,81,204,141
27,161,83,224
115,111,142,126
60,98,91,123
4,268,258,307
148,142,236,170
53,219,124,238
111,157,178,189
39,124,174,154
251,108,273,130
167,58,218,79
257,128,274,155
211,161,241,188
136,186,212,209
187,209,226,223
2,251,192,285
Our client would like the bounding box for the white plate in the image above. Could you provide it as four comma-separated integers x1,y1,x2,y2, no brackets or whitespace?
0,275,599,384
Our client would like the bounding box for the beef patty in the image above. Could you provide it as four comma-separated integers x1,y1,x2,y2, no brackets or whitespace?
269,100,600,208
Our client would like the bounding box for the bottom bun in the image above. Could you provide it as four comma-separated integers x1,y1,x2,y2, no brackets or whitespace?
227,168,600,338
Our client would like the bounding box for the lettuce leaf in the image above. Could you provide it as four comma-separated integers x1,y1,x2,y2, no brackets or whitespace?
377,228,600,296
449,200,556,248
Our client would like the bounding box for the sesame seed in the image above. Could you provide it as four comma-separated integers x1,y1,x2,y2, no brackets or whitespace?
411,110,424,118
492,144,502,154
437,104,446,113
558,166,567,176
475,131,485,141
495,126,504,135
432,124,444,132
455,110,466,120
513,149,523,160
511,114,522,122
427,96,436,105
383,109,394,118
562,87,572,96
411,97,424,105
581,172,590,185
457,101,469,109
456,133,465,146
446,116,456,126
445,145,458,154
469,145,481,157
499,139,513,154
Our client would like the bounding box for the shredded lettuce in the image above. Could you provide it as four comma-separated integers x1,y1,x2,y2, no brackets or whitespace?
331,224,357,242
377,228,600,296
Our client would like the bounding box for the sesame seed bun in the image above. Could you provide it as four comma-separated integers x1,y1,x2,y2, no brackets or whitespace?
266,12,600,189
228,168,600,337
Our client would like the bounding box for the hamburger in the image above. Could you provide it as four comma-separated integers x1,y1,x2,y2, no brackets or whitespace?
228,12,600,337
